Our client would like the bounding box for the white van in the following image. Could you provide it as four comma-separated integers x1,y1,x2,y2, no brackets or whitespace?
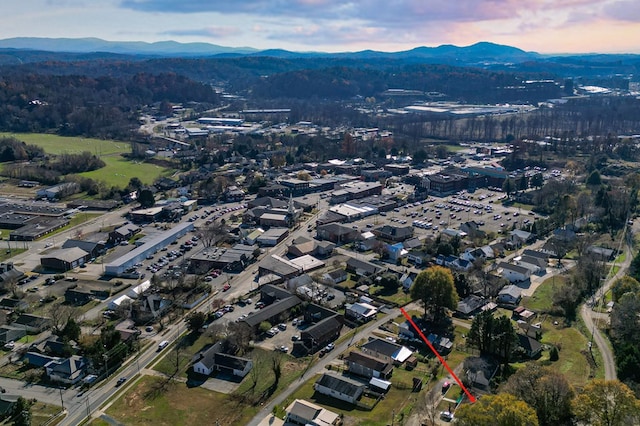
158,340,169,351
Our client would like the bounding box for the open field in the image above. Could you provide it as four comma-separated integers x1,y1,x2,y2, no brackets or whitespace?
540,325,598,386
109,347,309,426
0,133,130,156
80,156,174,187
104,376,256,426
521,275,567,313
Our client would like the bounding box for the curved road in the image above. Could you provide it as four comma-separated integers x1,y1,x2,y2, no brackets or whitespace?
579,225,634,381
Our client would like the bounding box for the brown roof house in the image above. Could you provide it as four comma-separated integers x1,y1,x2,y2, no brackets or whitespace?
344,350,393,379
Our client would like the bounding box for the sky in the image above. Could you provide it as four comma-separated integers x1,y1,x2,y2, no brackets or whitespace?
2,0,640,54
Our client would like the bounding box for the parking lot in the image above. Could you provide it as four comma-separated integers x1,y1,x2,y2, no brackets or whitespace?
348,188,539,239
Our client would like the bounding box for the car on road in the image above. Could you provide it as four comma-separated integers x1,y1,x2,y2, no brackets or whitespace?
3,341,14,350
116,377,127,387
145,326,154,332
222,284,231,292
323,343,335,353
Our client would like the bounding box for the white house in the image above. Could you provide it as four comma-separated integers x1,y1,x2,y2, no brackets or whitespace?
127,280,151,299
108,294,133,311
497,284,523,306
314,373,365,405
346,302,377,322
285,399,340,426
498,262,531,283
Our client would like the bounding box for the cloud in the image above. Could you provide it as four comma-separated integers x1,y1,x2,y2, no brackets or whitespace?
163,26,242,38
120,0,606,22
604,0,640,21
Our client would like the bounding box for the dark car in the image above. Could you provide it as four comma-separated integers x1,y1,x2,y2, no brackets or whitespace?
116,377,127,387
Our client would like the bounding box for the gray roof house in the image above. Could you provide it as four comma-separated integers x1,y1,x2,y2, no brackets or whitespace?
314,373,365,405
45,355,85,384
497,284,523,306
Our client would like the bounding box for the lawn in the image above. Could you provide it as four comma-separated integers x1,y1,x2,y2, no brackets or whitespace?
0,133,130,156
540,325,596,386
80,156,174,187
521,275,567,313
36,212,103,241
30,401,64,426
104,376,255,426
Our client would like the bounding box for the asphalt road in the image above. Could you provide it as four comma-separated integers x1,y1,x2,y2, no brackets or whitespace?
578,224,633,381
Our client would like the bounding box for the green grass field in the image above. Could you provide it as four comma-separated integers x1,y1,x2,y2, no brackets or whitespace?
1,133,175,188
521,275,567,313
80,156,173,187
0,133,130,156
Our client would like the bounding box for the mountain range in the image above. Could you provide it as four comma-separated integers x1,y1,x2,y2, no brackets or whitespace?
0,37,538,62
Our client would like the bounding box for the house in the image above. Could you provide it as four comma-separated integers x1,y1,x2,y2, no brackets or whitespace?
345,257,385,277
497,284,523,306
314,373,365,405
346,302,377,323
45,355,85,384
522,249,548,261
192,342,253,378
517,334,542,358
344,350,393,379
498,262,531,283
463,356,499,391
296,315,343,355
407,249,430,266
285,399,340,426
517,255,547,275
323,269,347,285
587,246,616,261
427,333,453,354
456,295,489,318
256,227,289,246
361,338,413,365
288,237,335,258
372,225,414,242
513,306,536,322
0,325,26,344
386,242,407,262
507,229,536,249
13,314,52,334
460,221,485,238
400,272,417,292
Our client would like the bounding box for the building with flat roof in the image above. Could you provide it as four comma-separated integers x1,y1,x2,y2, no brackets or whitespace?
104,222,194,277
188,244,256,274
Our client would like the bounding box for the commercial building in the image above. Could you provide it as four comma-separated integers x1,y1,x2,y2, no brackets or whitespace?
188,244,256,274
40,248,90,271
104,222,194,277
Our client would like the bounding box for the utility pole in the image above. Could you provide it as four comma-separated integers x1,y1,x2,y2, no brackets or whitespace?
59,387,64,411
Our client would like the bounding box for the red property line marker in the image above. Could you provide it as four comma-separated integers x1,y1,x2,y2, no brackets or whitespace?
400,307,476,403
